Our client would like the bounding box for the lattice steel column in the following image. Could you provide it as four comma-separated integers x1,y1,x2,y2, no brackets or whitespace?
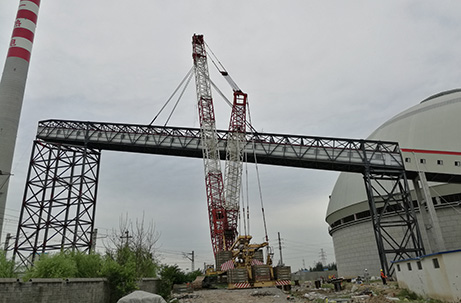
363,168,425,277
13,140,100,268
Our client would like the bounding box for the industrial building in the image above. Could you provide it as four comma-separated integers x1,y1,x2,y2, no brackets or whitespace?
326,89,461,278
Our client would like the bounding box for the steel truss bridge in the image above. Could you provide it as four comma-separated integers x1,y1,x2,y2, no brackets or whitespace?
13,119,425,275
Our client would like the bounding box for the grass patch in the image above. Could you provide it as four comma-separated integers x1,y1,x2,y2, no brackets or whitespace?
397,288,444,303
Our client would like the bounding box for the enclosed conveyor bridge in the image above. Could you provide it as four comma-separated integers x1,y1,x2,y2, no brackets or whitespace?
36,119,404,174
14,119,424,277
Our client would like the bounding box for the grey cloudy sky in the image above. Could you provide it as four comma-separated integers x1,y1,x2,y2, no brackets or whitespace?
1,1,461,271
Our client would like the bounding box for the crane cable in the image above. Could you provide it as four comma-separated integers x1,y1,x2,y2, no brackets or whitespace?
148,67,194,126
204,41,240,92
206,40,270,244
247,102,270,244
245,153,250,236
240,161,247,236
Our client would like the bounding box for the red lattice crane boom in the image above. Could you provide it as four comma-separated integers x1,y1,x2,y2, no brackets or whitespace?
192,34,233,254
192,34,247,256
223,91,247,226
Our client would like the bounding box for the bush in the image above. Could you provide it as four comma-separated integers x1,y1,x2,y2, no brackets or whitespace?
156,266,202,300
100,255,138,303
0,251,16,278
157,265,187,300
398,288,420,301
24,252,78,280
72,251,103,278
23,251,105,280
186,269,202,283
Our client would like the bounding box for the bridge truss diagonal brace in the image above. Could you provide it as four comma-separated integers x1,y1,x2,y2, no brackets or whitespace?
13,140,101,268
363,168,425,277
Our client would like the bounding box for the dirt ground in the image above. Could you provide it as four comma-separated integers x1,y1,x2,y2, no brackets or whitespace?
171,281,405,303
172,287,299,303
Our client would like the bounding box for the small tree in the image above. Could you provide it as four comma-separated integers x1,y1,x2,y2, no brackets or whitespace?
157,265,187,300
308,261,337,272
100,252,137,303
105,213,160,278
327,262,337,270
103,213,161,302
157,265,202,300
309,262,324,272
186,269,202,283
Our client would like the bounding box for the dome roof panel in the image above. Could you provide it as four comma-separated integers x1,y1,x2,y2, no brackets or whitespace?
326,89,461,223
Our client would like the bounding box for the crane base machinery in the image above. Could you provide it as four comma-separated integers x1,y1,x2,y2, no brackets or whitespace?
204,236,291,289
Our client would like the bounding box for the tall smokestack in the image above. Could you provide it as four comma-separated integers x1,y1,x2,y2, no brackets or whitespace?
0,0,40,240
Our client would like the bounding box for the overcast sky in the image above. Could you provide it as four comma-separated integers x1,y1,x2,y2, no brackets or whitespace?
1,1,461,272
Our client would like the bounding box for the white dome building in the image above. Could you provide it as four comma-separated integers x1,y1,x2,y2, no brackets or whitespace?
326,89,461,278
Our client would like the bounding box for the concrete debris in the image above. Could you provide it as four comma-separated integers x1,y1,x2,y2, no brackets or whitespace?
249,290,281,297
173,281,406,303
351,295,371,302
303,291,327,301
117,290,166,303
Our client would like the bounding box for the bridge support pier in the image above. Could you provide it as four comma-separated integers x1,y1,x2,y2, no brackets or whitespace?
13,140,100,268
363,169,425,277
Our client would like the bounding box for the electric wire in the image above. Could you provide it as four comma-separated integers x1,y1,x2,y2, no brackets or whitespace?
0,173,11,191
427,186,461,214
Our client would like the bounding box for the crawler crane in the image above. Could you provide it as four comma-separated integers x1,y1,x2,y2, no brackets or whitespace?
192,34,291,289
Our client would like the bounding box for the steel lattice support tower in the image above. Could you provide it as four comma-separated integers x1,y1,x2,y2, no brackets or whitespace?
13,140,100,268
363,168,425,277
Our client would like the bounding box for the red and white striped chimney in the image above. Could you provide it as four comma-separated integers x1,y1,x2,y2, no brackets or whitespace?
0,0,41,240
8,0,40,62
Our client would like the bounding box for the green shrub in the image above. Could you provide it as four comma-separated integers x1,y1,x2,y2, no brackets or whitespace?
0,251,16,278
72,251,103,278
23,251,105,280
157,265,186,300
398,288,420,301
101,255,138,303
24,252,78,280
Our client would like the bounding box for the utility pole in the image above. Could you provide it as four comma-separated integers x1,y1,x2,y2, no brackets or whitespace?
90,229,98,253
278,232,284,266
3,233,11,252
184,251,195,271
120,230,132,247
